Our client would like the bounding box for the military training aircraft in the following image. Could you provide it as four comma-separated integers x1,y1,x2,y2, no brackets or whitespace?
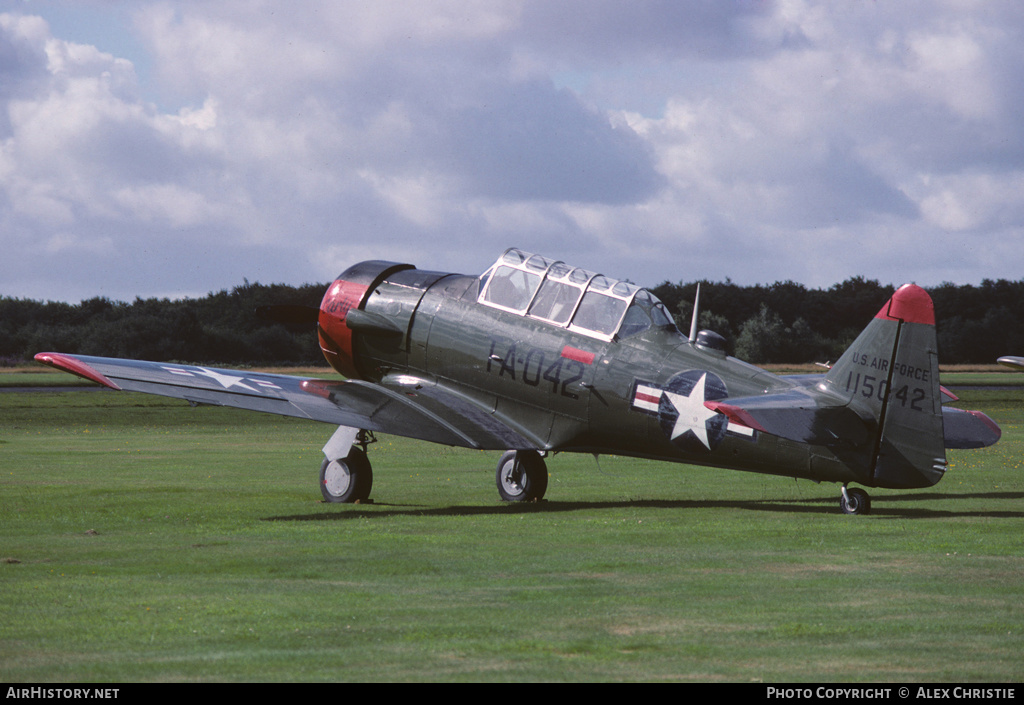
36,248,1002,515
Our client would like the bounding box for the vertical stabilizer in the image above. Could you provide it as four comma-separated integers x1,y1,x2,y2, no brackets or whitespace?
824,284,945,489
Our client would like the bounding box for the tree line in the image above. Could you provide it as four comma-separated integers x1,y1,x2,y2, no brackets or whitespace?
0,281,325,367
652,276,1024,364
2,276,1023,366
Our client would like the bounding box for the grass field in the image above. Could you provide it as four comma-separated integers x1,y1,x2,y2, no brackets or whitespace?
2,374,1023,682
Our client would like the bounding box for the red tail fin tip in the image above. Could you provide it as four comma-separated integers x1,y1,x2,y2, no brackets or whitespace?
875,284,934,326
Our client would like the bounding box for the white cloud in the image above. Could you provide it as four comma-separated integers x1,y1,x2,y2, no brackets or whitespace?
916,171,1024,232
44,230,114,255
1,1,1024,304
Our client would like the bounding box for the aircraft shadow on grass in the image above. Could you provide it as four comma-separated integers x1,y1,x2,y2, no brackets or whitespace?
264,490,1024,522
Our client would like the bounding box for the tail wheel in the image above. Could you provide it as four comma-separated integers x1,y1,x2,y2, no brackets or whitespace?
840,486,871,515
496,450,548,502
320,447,373,503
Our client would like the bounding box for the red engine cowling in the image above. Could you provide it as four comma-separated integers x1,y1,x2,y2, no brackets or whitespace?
318,261,413,378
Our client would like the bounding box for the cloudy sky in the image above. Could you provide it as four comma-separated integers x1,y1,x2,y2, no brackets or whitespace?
2,0,1023,303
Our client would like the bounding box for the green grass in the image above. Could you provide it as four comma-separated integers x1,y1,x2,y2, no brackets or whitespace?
0,372,93,387
2,385,1023,682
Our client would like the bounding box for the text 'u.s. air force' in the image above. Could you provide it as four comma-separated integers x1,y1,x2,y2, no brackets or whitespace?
843,350,932,411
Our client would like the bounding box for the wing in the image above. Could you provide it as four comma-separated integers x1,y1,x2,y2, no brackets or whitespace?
34,353,533,450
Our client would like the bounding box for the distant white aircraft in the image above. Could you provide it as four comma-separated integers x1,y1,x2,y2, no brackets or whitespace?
997,356,1024,370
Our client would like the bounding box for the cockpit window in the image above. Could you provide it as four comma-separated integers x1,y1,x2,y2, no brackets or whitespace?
481,265,542,312
618,290,678,338
529,277,583,324
569,291,628,337
478,248,677,341
568,267,593,285
502,249,529,266
618,303,653,338
525,254,555,271
650,302,674,327
613,281,638,297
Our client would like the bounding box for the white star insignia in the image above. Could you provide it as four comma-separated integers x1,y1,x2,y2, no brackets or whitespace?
193,367,258,393
663,373,720,449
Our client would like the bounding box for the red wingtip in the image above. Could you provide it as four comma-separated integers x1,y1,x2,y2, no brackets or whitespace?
34,352,121,390
875,284,934,326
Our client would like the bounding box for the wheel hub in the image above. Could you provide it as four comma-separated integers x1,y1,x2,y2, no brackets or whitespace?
500,462,523,493
323,459,352,496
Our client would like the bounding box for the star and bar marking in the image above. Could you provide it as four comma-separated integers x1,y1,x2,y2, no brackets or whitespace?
161,365,283,393
632,372,754,450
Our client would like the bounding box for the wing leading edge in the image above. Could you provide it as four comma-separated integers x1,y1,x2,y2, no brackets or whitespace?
34,353,532,451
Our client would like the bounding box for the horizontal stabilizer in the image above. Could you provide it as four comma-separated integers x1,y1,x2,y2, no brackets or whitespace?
707,392,869,446
942,406,1002,449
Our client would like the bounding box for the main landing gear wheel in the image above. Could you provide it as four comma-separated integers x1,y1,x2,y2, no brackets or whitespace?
320,447,373,503
496,450,548,502
840,486,871,515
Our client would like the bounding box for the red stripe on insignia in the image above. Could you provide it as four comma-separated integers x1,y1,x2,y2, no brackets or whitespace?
635,391,661,405
561,346,595,365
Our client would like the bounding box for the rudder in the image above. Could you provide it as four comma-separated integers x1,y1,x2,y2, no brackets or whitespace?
824,284,945,489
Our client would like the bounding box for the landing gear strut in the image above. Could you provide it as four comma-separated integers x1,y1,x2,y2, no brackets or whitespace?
496,450,548,502
839,485,871,515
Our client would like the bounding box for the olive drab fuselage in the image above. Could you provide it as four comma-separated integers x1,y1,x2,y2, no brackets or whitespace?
317,250,869,489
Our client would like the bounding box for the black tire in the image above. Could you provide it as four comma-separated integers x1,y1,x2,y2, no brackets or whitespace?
840,487,871,515
496,450,548,502
320,447,373,503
